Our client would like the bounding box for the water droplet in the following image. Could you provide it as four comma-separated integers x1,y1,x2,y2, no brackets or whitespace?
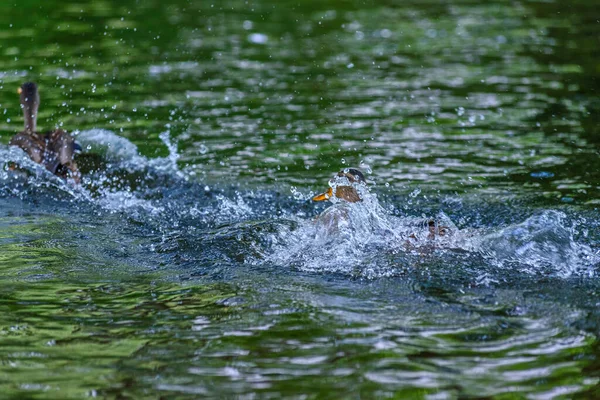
380,28,392,38
248,33,268,44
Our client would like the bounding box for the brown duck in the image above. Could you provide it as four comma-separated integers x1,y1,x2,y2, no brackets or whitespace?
313,168,448,239
9,82,80,182
312,168,366,203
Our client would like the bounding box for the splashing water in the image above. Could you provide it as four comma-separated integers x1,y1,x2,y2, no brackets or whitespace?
214,192,254,222
476,210,599,278
157,130,185,179
2,135,598,281
76,129,184,177
0,145,87,200
1,129,186,217
265,181,598,280
76,129,144,167
266,179,457,278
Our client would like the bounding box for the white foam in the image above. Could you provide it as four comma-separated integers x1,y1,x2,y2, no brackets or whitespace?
1,129,183,216
266,185,598,279
266,183,453,278
76,128,144,166
476,210,598,278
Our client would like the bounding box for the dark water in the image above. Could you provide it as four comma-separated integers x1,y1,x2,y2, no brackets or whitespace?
1,0,600,398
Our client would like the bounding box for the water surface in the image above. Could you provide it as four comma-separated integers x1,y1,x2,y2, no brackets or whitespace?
1,0,600,398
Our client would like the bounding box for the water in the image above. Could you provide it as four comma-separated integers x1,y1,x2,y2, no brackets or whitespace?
1,0,600,398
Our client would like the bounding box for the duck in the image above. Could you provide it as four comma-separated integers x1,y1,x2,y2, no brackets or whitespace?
313,168,449,240
9,82,81,183
310,168,372,237
312,168,366,203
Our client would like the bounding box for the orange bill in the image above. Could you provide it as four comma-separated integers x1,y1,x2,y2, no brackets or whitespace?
312,187,333,202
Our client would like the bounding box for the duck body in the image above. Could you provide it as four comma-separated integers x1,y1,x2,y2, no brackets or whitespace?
9,82,80,182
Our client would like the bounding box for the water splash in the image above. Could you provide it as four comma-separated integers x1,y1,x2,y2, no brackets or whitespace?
2,136,598,281
214,192,254,222
76,129,183,177
76,129,145,167
476,210,599,278
0,145,87,200
265,186,598,280
1,130,185,216
266,182,457,278
157,130,185,179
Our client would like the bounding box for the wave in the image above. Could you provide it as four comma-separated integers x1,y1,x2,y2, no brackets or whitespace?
2,132,598,281
264,188,599,280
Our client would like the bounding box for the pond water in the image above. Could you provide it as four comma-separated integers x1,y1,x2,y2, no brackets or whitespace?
1,0,600,398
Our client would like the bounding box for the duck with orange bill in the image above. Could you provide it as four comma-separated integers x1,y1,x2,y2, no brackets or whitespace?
313,168,367,204
266,167,456,275
312,168,450,241
310,167,397,241
9,82,81,183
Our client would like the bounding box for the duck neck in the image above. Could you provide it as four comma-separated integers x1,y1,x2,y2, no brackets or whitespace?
21,90,39,134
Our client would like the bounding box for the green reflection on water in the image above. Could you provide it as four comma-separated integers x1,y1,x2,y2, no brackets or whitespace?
0,0,598,201
0,0,600,397
0,280,236,398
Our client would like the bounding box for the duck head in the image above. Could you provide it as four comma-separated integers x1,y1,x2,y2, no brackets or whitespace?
19,82,39,133
313,168,367,203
